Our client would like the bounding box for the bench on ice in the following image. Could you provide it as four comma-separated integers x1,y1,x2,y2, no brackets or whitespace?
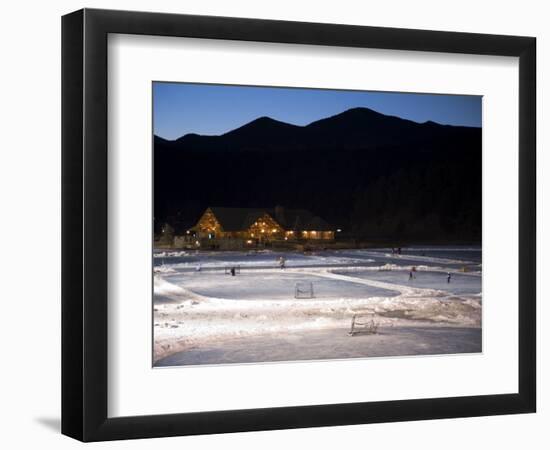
348,313,379,336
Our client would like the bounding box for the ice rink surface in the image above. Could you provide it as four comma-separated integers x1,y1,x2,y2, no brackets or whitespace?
166,271,400,300
334,269,481,296
153,246,482,366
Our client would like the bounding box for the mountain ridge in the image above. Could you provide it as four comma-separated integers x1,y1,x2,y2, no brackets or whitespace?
160,107,478,143
154,106,481,241
157,107,480,153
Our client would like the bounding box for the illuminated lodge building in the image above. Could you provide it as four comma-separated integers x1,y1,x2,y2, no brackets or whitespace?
190,206,334,247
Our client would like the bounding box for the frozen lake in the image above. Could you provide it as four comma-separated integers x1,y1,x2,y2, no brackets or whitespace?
153,245,482,366
166,271,399,300
154,249,379,270
154,246,481,272
334,269,481,296
156,326,482,366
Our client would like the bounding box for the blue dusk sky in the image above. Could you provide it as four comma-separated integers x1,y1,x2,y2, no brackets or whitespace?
153,82,482,140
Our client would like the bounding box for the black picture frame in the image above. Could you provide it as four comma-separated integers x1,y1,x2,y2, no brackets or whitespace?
62,8,536,442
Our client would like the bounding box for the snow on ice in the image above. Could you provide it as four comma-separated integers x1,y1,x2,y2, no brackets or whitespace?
153,246,482,364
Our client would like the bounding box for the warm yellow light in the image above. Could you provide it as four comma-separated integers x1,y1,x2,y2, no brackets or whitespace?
261,229,265,233
272,228,277,233
246,239,253,244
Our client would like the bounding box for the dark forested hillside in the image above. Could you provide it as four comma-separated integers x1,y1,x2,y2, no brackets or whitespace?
154,107,481,242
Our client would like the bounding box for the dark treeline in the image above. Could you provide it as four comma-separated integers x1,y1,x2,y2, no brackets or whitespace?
154,108,481,242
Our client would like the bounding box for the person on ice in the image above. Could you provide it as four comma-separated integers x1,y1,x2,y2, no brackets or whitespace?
278,256,286,269
195,263,201,272
230,267,236,276
447,272,452,283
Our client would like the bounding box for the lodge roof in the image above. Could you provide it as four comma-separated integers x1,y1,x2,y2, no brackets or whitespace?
208,207,265,232
206,206,332,232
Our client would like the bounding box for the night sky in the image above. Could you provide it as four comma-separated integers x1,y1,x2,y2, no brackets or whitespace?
153,82,482,140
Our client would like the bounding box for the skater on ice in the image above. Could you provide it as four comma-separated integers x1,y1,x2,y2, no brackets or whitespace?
447,272,452,283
